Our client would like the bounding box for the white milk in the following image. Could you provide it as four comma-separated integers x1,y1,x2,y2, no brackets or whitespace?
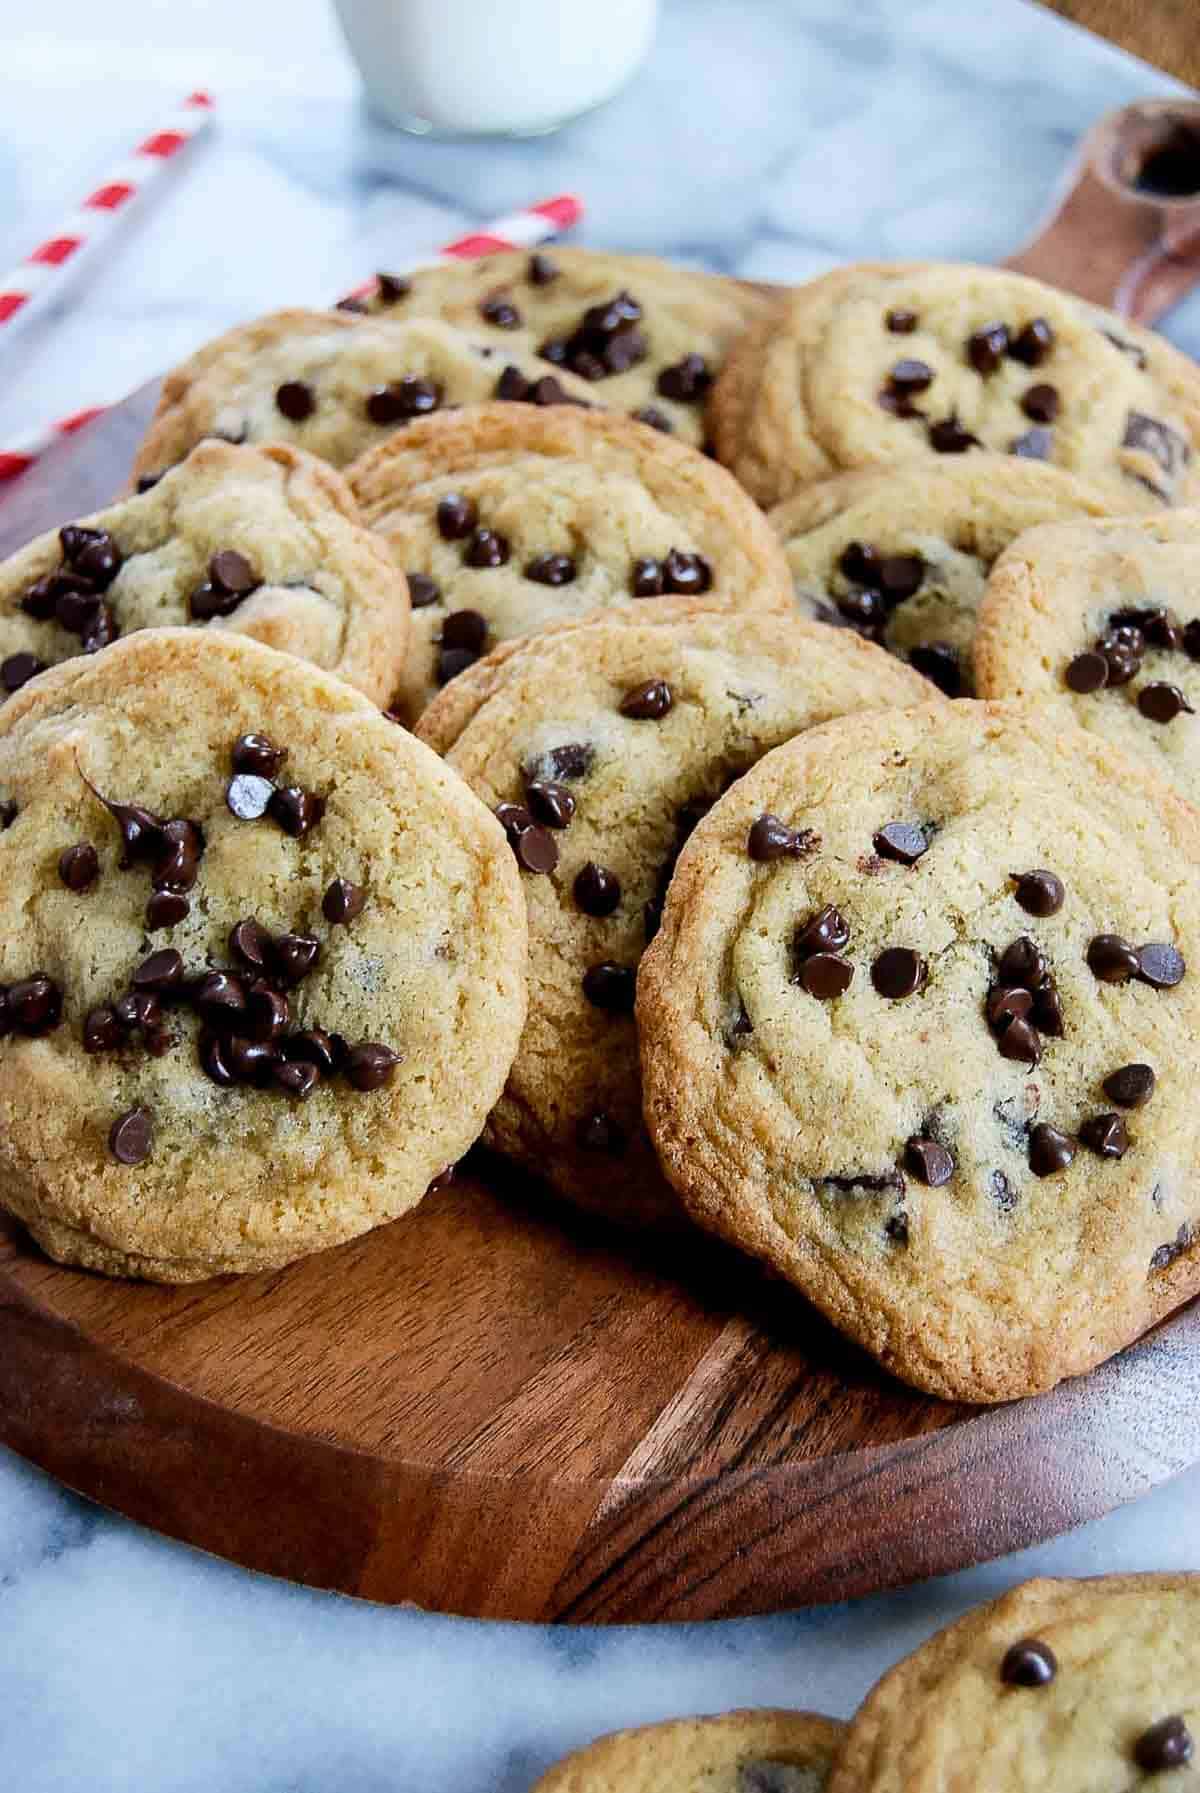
333,0,659,136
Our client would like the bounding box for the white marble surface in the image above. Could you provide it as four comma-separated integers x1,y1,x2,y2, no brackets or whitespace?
1,2,1200,1788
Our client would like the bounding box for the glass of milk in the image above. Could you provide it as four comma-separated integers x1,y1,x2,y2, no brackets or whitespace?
333,0,660,137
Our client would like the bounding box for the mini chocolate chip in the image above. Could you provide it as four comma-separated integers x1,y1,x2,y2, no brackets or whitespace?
438,647,479,684
441,609,489,654
276,380,315,421
146,890,189,930
153,817,204,893
871,947,926,999
1009,318,1055,365
133,948,183,992
267,785,325,838
1029,1122,1076,1176
528,252,559,285
232,733,286,778
226,773,275,821
63,527,121,588
274,1059,319,1098
630,557,664,597
886,308,918,333
209,549,257,596
928,415,981,454
576,1110,626,1152
873,821,929,865
1088,933,1140,983
839,541,880,587
526,780,575,828
189,580,241,622
1137,942,1186,988
246,981,290,1042
574,862,621,916
1138,681,1194,723
1021,383,1059,423
908,642,962,696
346,1042,401,1091
1079,1111,1129,1158
464,527,510,568
480,291,521,328
747,814,810,861
987,985,1034,1031
511,817,559,875
968,322,1009,375
656,353,712,402
5,975,62,1036
230,918,273,972
408,572,440,608
795,904,850,958
619,678,672,720
662,549,712,596
905,1136,953,1185
109,1106,153,1165
879,554,925,602
436,493,478,540
1134,1716,1194,1773
1105,1063,1155,1107
285,1028,342,1074
888,358,934,395
528,374,575,406
582,962,637,1013
998,936,1048,987
1010,426,1053,460
1000,1638,1057,1687
323,877,365,924
1065,650,1109,693
525,552,576,586
58,841,99,891
273,932,322,987
1012,869,1064,916
494,364,530,401
375,272,411,304
83,1004,125,1053
1,653,46,694
998,1015,1043,1066
800,952,854,999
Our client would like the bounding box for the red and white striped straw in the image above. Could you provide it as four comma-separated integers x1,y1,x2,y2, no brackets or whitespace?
0,190,584,485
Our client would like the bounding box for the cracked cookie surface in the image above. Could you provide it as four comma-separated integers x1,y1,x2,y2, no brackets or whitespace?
637,701,1200,1400
532,1708,842,1793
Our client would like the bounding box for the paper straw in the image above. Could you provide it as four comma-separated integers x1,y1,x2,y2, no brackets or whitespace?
0,190,584,484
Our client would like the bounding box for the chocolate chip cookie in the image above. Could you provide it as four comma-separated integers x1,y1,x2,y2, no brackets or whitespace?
348,405,794,721
829,1574,1200,1793
710,263,1200,510
769,458,1115,697
532,1709,843,1793
0,628,526,1280
0,441,408,707
637,700,1200,1400
415,604,936,1227
131,308,598,481
358,246,772,448
977,511,1200,809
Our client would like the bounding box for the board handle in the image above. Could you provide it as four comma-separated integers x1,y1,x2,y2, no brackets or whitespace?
1004,99,1200,325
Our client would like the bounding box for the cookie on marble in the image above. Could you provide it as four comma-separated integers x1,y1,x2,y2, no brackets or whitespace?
976,510,1200,809
131,308,598,480
358,245,773,448
828,1574,1200,1793
348,405,794,721
0,441,408,708
0,628,526,1281
531,1708,843,1793
416,603,936,1227
637,700,1200,1401
710,262,1200,511
769,457,1115,697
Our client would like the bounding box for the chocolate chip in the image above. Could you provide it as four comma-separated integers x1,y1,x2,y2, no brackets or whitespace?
245,981,290,1042
656,353,712,402
987,985,1034,1031
1184,620,1200,662
494,364,531,401
480,291,521,329
192,970,248,1026
1010,426,1053,460
526,780,575,828
83,1004,125,1053
224,1035,282,1085
500,805,559,875
879,554,925,602
230,918,273,972
441,609,489,654
273,932,322,986
529,742,595,782
747,814,811,861
190,580,241,621
631,557,665,597
1104,1063,1155,1107
528,375,575,406
573,862,621,917
795,904,850,958
58,841,99,891
928,415,981,454
408,572,440,608
998,1016,1043,1066
276,380,315,422
1021,383,1059,423
132,948,183,993
998,936,1049,988
438,647,479,684
436,493,478,540
274,1059,319,1098
582,962,636,1013
1009,318,1054,366
375,272,411,304
1138,681,1194,723
525,553,576,586
1012,869,1064,916
267,785,325,838
62,526,121,588
800,952,854,999
136,473,163,493
232,733,286,779
908,642,962,696
198,1030,235,1086
528,252,559,285
109,1106,153,1165
1033,983,1063,1036
888,358,934,396
285,1028,342,1074
873,821,929,865
967,322,1009,375
1,653,46,694
464,527,510,568
6,975,62,1036
145,890,188,930
886,308,918,333
905,1136,953,1185
1000,1638,1057,1687
1065,650,1109,693
662,549,712,596
209,549,257,596
152,818,203,894
619,678,672,720
114,990,161,1032
576,1110,626,1152
1087,933,1140,983
316,877,363,927
1079,1111,1129,1159
367,377,440,425
1029,1122,1076,1176
871,947,926,999
1124,411,1190,481
1137,942,1186,988
1134,1717,1194,1773
632,406,672,433
226,773,275,821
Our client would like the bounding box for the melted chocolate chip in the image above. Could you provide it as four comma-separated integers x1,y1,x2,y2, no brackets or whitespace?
1134,1716,1194,1773
929,415,981,454
574,862,621,916
109,1106,154,1165
1000,1638,1057,1687
436,493,478,541
619,678,672,720
58,841,99,891
871,947,926,999
873,821,929,865
525,552,576,587
967,322,1009,375
905,1136,953,1186
526,780,575,829
747,814,813,862
1104,1062,1155,1107
1065,650,1109,694
1137,942,1186,988
323,877,365,924
1009,318,1055,366
1139,681,1194,723
795,904,850,958
582,962,636,1013
1012,869,1064,916
800,952,854,999
267,785,325,838
275,380,315,422
1087,933,1140,983
408,572,440,608
526,741,594,782
1029,1123,1076,1177
495,804,559,875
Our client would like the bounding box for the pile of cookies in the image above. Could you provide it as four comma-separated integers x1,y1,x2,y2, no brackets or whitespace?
526,1572,1200,1790
2,249,1200,1405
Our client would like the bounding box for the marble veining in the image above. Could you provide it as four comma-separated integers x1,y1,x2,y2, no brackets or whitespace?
1,1,1199,1787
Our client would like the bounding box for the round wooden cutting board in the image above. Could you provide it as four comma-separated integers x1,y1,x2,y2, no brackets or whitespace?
2,371,1200,1625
